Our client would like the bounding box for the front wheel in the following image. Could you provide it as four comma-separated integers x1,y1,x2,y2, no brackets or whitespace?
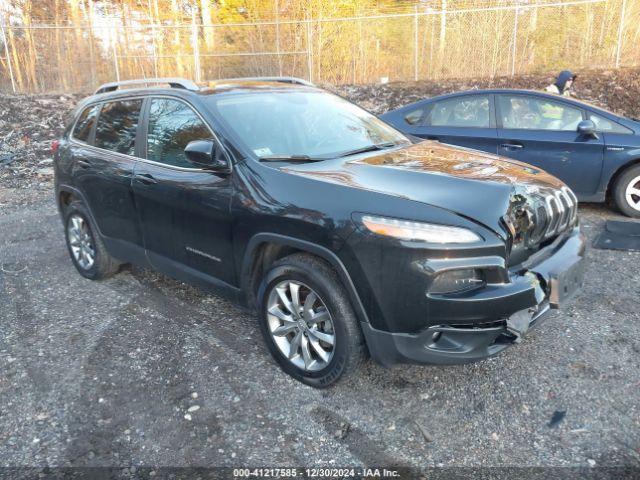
257,253,366,388
613,164,640,218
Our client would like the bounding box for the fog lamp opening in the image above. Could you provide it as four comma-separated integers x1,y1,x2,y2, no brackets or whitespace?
429,269,484,295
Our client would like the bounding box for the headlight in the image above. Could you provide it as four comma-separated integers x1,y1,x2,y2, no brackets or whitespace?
360,215,481,244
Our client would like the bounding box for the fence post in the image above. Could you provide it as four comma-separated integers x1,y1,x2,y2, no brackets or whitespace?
275,0,282,76
191,12,201,82
112,31,120,81
439,0,447,58
414,5,419,81
615,0,627,68
151,23,159,78
0,22,16,93
510,5,519,76
306,16,313,83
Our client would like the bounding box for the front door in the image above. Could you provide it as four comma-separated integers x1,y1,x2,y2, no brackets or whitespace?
132,97,236,285
496,94,604,198
411,93,499,155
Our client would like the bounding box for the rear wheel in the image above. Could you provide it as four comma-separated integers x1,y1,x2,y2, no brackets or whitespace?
257,253,366,388
64,201,121,279
613,164,640,218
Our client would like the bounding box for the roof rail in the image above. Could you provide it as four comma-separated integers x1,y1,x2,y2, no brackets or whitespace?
216,76,315,87
95,77,199,95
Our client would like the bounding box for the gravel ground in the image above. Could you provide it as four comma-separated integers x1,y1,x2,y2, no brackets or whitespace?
1,188,639,474
1,79,639,476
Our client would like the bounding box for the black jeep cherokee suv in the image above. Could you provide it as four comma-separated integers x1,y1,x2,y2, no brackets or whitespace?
54,77,585,387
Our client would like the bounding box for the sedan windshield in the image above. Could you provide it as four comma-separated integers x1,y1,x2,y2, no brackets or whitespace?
206,90,409,160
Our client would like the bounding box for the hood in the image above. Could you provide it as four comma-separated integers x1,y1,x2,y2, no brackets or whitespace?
281,141,566,236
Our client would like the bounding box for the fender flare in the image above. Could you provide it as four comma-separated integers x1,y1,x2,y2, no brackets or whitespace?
606,157,640,199
56,184,105,237
240,233,370,325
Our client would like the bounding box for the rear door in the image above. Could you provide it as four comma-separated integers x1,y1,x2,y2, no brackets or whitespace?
71,98,143,250
588,112,636,198
409,93,499,155
496,93,604,197
132,96,236,285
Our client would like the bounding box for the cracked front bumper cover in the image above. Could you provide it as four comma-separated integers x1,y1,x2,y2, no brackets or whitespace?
362,228,585,367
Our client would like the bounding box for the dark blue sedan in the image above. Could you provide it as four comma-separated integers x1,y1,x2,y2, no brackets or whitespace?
380,89,640,217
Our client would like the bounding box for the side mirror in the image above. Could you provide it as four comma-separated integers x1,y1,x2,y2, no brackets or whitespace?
577,119,598,138
184,140,230,172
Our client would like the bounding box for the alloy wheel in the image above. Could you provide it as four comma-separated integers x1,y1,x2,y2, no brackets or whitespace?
266,280,336,372
625,175,640,212
67,214,95,270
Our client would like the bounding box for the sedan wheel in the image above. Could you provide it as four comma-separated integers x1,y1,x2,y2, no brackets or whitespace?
624,174,640,212
266,280,336,372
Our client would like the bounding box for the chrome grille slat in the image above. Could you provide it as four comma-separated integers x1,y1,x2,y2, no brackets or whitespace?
562,186,578,225
555,190,570,230
544,195,560,238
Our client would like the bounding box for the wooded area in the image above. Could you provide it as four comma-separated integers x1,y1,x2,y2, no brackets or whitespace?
1,0,639,93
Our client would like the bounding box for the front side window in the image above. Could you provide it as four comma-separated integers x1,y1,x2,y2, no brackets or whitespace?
94,99,142,155
206,91,408,159
589,113,632,134
72,104,100,143
146,98,213,168
499,95,583,131
426,96,490,128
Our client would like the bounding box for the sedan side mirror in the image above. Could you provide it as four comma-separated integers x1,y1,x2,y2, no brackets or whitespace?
184,140,230,173
577,119,598,138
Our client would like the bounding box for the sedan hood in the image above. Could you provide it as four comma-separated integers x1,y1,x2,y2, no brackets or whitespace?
282,141,566,236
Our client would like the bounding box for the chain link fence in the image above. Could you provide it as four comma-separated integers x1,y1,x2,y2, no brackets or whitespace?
0,0,637,93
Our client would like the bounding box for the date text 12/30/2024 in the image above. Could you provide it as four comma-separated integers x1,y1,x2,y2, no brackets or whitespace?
233,468,401,478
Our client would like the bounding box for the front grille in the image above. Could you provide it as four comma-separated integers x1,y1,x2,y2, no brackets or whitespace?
507,185,578,256
540,186,577,241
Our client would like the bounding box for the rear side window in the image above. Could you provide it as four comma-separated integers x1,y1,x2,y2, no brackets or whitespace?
146,98,212,168
426,96,490,128
94,99,142,156
72,104,100,143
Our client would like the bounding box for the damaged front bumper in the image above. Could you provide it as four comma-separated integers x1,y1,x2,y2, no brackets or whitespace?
361,228,586,367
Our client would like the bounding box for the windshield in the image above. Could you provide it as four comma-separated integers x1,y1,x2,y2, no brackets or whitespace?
206,90,409,159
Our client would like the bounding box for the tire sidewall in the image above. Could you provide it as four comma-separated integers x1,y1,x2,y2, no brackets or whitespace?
64,203,101,279
257,262,351,388
614,166,640,218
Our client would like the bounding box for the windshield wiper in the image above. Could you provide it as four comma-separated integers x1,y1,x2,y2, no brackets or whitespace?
258,155,322,162
335,141,402,158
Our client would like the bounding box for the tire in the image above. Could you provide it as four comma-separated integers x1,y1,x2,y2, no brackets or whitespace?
64,200,121,280
257,253,366,388
613,164,640,218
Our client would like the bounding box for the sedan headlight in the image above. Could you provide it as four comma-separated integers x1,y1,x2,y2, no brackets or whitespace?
361,215,481,244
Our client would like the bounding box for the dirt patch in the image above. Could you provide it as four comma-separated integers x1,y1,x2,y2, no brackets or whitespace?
0,94,82,189
333,67,640,117
1,67,639,191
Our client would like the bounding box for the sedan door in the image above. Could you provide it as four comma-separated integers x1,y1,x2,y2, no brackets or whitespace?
132,97,236,286
405,93,499,155
496,94,604,198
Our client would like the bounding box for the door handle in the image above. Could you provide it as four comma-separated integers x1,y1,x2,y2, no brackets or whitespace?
500,143,524,150
134,173,158,185
76,159,92,169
